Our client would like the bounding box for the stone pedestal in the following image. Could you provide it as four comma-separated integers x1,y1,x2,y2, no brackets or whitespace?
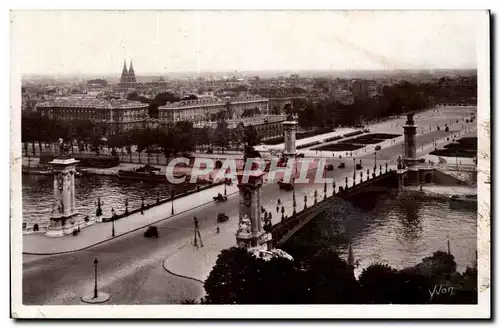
235,172,266,248
282,120,297,160
46,157,90,237
403,114,419,185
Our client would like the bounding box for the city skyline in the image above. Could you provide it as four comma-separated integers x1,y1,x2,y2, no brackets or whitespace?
12,11,484,76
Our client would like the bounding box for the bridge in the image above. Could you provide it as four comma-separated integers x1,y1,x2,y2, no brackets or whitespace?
270,168,398,247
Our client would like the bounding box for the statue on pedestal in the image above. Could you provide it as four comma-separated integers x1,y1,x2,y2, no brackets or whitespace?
236,214,252,237
405,113,415,126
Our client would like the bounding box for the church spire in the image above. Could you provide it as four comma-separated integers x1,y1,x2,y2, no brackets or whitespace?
120,60,129,83
128,60,136,83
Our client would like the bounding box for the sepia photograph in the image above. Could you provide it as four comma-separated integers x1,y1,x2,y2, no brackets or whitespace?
10,9,491,319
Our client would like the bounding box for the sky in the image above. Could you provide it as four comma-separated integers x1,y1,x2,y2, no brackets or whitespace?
10,10,487,75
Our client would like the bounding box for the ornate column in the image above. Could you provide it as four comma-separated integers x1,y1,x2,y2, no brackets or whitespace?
282,119,297,160
403,113,419,185
46,157,89,237
236,172,266,248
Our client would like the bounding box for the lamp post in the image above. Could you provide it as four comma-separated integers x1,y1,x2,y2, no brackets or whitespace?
281,206,285,221
304,195,307,209
352,158,356,183
171,189,175,215
111,208,115,237
314,189,318,204
324,180,327,200
373,152,377,178
156,191,160,205
93,258,98,299
332,181,336,194
385,162,388,173
124,198,128,215
224,181,227,196
292,184,297,215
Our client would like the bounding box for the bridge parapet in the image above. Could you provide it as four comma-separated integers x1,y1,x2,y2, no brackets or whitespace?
271,169,397,246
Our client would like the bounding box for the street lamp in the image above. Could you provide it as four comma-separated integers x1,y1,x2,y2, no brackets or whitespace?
373,152,377,177
171,189,175,215
352,158,356,183
93,258,98,299
224,181,227,196
111,208,116,237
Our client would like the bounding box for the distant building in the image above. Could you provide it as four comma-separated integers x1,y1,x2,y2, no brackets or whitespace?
158,95,269,123
194,114,286,141
351,80,370,101
37,96,148,135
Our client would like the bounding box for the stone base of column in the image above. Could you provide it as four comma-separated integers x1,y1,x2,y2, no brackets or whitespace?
45,213,90,237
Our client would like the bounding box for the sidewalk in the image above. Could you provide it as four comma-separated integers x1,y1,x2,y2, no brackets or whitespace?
23,182,240,254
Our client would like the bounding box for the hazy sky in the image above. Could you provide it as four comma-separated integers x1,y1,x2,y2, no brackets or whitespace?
11,10,486,75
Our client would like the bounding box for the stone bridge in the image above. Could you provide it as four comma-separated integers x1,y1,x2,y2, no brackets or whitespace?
271,169,398,247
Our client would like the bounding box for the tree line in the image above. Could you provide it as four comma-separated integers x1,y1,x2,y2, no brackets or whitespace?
290,79,477,130
202,247,477,304
21,111,262,159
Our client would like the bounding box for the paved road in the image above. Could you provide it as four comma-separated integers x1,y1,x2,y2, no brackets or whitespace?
22,106,477,305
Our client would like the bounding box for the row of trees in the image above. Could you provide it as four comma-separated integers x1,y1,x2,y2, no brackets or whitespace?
21,111,262,159
291,79,477,130
202,247,477,304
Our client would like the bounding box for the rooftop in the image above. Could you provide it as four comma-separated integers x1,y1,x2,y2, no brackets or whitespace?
37,97,149,110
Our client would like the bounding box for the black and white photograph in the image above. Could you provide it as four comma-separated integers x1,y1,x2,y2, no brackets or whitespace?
9,9,491,319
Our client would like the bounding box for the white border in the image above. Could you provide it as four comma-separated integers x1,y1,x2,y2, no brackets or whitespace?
7,4,492,320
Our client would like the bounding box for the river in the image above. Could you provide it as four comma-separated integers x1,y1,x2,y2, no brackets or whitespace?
22,174,186,229
284,190,477,275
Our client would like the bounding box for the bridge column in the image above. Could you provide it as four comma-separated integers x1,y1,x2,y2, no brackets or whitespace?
236,172,267,248
403,113,419,185
282,119,297,160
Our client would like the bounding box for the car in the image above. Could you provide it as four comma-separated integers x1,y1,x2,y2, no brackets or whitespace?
338,162,346,169
144,226,159,238
326,164,334,171
217,213,229,223
375,145,382,151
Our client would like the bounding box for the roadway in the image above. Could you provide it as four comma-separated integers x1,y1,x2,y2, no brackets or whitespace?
22,106,477,305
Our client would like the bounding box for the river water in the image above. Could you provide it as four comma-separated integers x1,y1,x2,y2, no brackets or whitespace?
284,190,477,274
22,174,186,229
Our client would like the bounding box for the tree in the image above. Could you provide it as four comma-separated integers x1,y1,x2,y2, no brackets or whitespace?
214,120,230,153
203,247,297,304
359,264,399,303
243,125,261,161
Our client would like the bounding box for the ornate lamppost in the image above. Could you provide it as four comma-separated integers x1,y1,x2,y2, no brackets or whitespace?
96,197,102,217
93,258,99,299
141,196,145,215
385,162,388,173
156,191,160,205
111,208,116,237
281,206,285,222
373,152,377,178
292,187,297,215
332,181,336,194
345,176,348,188
360,170,363,182
124,198,128,215
224,181,227,196
352,158,356,184
171,189,175,215
324,180,327,200
304,195,308,210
